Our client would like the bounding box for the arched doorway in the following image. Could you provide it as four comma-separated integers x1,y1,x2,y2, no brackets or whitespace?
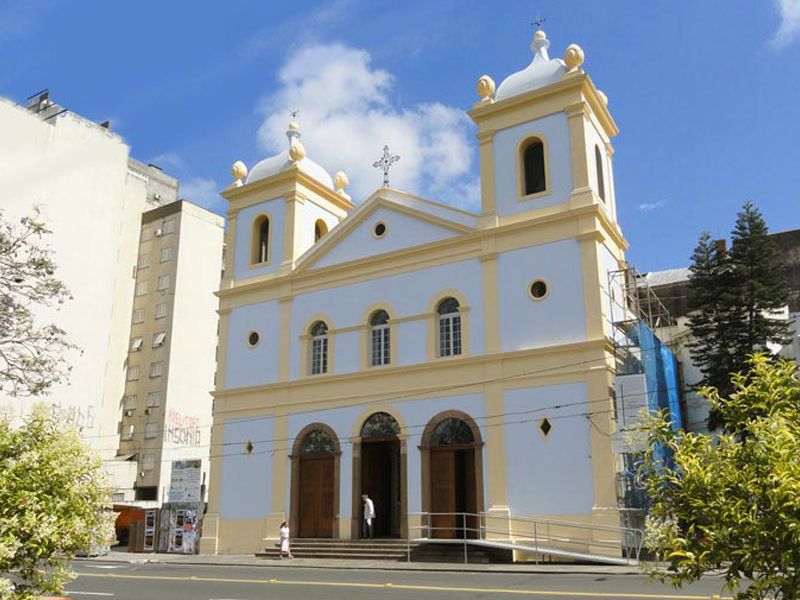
356,412,402,538
420,412,484,539
291,424,340,538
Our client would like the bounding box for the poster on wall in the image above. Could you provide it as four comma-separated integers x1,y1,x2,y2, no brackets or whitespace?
168,459,202,503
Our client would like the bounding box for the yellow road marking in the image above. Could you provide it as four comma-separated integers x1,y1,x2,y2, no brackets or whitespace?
74,571,731,599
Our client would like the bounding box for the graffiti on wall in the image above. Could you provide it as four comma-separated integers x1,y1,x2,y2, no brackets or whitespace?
163,409,201,447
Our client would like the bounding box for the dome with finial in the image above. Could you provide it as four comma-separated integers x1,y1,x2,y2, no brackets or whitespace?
495,29,569,101
246,120,334,188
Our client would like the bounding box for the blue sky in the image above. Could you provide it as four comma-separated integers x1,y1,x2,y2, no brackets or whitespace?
1,0,798,272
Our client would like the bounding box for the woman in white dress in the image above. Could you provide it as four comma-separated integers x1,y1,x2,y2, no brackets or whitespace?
279,521,293,559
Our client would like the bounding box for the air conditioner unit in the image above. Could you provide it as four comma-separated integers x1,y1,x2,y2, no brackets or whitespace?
145,408,152,415
124,409,134,417
155,228,163,237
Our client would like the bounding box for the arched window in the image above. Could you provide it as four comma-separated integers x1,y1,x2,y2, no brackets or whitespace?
430,417,475,446
252,216,270,264
314,219,328,243
309,321,329,375
522,138,546,196
595,145,606,202
437,297,462,357
299,428,336,455
360,411,401,439
369,310,390,367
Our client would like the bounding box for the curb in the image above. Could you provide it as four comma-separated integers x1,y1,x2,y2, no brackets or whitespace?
75,555,642,576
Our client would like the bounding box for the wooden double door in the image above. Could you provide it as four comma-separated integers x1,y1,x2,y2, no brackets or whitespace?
430,445,478,539
298,454,335,538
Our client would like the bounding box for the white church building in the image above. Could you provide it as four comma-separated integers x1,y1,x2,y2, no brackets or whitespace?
201,28,630,556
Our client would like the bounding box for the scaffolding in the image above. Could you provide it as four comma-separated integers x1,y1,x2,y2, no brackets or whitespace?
607,266,675,375
607,266,677,521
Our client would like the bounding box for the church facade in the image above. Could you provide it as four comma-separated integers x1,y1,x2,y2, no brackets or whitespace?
201,28,628,554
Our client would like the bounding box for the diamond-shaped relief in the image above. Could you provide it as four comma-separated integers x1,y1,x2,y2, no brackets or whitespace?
539,418,552,437
245,440,254,455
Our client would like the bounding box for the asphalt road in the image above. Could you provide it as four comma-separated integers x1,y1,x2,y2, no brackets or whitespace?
64,561,735,599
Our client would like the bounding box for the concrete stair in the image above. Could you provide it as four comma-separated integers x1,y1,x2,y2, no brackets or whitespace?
256,538,413,561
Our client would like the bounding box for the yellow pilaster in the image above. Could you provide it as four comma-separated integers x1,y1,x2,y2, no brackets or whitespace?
579,239,606,341
477,130,496,219
566,104,591,194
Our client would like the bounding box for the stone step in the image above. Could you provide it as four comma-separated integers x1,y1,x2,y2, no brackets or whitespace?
257,550,408,560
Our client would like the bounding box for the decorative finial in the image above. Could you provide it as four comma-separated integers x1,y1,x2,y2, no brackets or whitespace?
334,171,351,200
372,145,400,188
532,15,546,29
231,160,248,187
597,90,608,106
564,43,585,72
290,109,300,120
530,21,551,60
477,75,496,102
289,141,306,162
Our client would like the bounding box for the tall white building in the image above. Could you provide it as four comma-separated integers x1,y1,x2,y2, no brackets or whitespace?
0,90,223,503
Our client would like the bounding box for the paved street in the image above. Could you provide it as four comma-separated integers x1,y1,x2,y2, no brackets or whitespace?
65,561,734,599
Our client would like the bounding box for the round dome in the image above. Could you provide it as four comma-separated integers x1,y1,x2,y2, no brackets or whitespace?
245,123,334,189
495,30,567,102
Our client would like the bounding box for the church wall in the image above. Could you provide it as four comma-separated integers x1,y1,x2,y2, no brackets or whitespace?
583,118,615,219
493,112,573,216
598,242,623,338
288,258,485,379
496,239,587,351
298,197,339,255
219,415,275,519
233,197,285,280
504,382,594,515
225,299,282,388
312,205,460,270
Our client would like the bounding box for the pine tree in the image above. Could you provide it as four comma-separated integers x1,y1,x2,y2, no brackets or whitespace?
728,201,792,363
686,232,740,400
686,203,792,429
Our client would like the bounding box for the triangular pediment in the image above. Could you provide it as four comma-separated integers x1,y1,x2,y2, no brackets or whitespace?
295,188,478,273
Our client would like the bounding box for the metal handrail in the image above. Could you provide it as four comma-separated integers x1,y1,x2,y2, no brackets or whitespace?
406,511,644,565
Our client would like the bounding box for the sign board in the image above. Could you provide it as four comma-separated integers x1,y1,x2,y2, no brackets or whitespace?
168,459,202,503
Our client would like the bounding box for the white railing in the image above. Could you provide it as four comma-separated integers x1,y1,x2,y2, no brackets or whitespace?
407,512,644,565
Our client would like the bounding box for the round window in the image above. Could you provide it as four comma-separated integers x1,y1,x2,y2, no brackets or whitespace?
373,222,387,238
247,331,260,347
529,280,548,300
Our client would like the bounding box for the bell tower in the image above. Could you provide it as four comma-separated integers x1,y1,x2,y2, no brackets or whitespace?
469,28,620,229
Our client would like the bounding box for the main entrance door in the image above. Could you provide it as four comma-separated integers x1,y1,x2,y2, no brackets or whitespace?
294,427,339,538
359,412,402,538
425,416,481,539
298,455,334,537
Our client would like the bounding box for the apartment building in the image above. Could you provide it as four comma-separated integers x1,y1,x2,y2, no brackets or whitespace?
115,200,224,504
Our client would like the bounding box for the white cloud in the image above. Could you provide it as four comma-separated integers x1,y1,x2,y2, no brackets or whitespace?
180,176,223,213
638,201,665,212
771,0,800,48
256,43,479,210
148,153,185,172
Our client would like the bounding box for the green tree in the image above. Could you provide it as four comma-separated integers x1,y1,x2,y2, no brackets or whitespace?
0,208,74,397
728,201,793,364
0,407,115,599
641,355,800,600
686,202,792,429
686,232,741,400
0,209,111,599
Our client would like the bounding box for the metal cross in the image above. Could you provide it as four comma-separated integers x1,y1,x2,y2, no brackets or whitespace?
532,15,546,28
372,145,400,187
290,108,300,120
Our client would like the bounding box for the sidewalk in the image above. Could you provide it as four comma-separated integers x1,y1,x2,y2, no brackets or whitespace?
76,550,643,575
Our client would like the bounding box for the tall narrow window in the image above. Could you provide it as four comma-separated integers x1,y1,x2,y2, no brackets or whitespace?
309,321,329,375
370,310,390,367
595,145,606,202
437,297,462,357
314,219,328,243
522,138,546,195
252,216,270,264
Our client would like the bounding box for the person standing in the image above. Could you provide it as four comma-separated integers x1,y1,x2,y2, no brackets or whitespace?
362,493,375,539
279,520,293,559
